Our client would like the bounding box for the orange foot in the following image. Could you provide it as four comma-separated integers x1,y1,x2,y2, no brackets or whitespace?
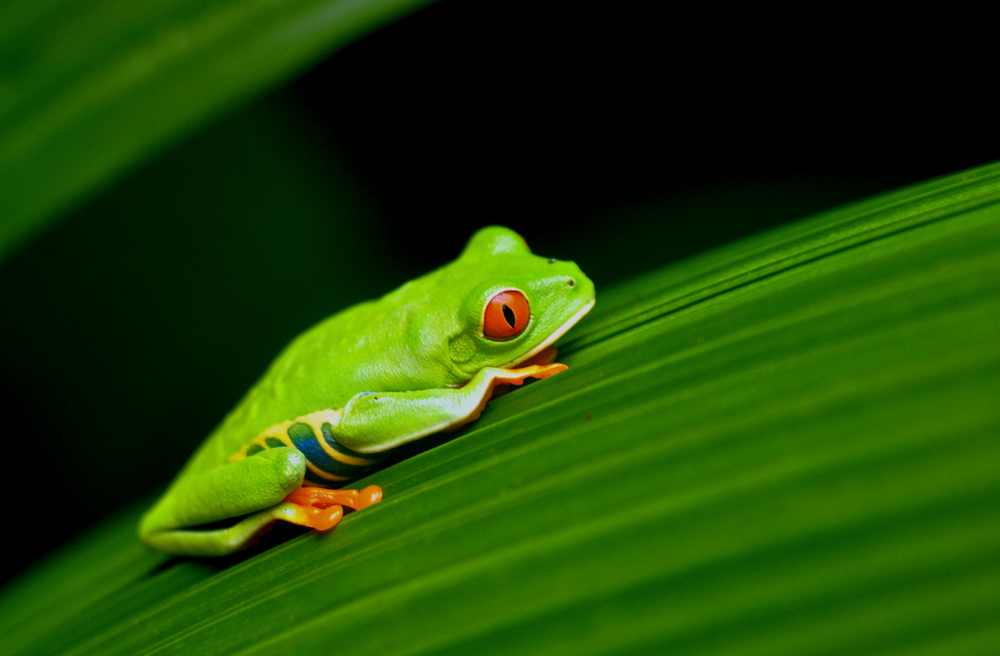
282,485,383,531
495,361,567,384
455,361,569,426
487,362,567,400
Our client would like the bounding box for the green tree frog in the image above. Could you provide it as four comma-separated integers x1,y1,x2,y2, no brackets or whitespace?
139,227,595,556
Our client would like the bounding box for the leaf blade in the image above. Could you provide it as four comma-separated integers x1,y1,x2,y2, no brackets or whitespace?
2,164,1000,655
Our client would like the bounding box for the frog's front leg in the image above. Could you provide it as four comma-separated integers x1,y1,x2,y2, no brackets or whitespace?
333,362,567,453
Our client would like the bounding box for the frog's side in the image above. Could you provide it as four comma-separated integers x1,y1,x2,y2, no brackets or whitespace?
139,227,595,556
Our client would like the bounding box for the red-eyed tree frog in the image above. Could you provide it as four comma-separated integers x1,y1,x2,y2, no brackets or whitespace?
139,227,595,556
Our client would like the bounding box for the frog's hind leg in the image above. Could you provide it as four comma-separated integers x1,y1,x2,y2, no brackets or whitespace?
140,446,383,556
139,447,307,556
229,413,384,532
142,485,385,555
140,502,324,557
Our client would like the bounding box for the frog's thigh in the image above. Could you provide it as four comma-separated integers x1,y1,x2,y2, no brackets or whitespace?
139,503,312,557
139,447,306,552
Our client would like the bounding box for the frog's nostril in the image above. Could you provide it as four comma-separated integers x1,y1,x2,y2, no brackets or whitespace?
567,279,576,288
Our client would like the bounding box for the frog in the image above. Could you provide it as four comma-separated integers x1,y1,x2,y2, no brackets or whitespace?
139,226,595,556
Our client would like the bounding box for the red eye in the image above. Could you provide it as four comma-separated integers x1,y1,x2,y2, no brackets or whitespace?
483,290,530,339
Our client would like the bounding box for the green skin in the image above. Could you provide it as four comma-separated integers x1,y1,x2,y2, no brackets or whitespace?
139,227,595,556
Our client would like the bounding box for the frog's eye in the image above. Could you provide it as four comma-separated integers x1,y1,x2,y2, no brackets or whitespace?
483,290,530,340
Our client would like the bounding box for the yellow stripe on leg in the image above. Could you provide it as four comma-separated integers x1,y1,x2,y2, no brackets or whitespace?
229,424,295,462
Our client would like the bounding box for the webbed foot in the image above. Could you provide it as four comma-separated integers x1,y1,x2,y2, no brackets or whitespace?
281,485,383,531
494,362,567,385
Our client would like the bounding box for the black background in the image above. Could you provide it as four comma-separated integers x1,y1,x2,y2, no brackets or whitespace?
1,1,994,585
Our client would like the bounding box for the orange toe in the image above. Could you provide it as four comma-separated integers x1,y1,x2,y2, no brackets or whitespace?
496,362,568,385
284,502,344,531
309,504,344,531
286,486,355,509
353,485,383,510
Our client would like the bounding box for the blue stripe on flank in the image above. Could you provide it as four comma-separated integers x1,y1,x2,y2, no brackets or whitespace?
287,422,373,479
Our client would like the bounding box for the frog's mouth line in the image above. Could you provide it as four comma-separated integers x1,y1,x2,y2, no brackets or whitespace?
508,298,596,368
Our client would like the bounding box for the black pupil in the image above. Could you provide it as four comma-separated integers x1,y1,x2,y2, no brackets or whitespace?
502,304,516,328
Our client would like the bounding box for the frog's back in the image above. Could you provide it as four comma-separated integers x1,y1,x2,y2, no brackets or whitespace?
177,263,465,479
181,296,403,477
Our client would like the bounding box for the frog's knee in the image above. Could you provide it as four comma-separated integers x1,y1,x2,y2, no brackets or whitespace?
256,446,306,490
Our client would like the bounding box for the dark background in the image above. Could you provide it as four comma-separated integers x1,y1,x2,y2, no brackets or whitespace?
1,1,994,585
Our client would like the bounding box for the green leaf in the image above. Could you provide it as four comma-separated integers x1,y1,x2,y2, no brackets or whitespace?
3,162,1000,655
0,0,436,262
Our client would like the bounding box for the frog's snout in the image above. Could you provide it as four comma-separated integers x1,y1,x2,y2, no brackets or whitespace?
556,274,583,295
542,257,595,313
563,267,595,303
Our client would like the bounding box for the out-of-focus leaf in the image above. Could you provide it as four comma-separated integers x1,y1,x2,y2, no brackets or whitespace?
2,163,999,655
0,0,435,261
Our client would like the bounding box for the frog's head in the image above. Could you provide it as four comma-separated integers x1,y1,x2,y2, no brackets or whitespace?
432,226,596,378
